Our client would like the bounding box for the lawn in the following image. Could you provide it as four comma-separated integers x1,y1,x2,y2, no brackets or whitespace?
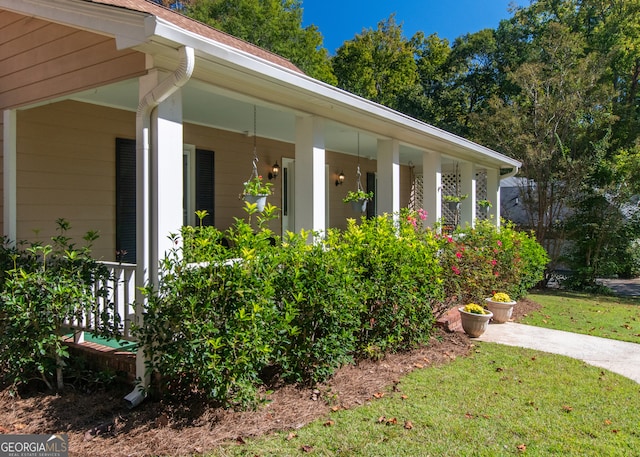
522,291,640,344
209,342,640,456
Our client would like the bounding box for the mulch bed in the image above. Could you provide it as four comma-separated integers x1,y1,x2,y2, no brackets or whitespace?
0,297,542,457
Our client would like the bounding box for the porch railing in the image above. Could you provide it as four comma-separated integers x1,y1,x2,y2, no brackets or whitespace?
66,261,137,343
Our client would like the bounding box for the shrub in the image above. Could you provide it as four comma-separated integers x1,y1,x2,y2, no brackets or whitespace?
0,219,118,392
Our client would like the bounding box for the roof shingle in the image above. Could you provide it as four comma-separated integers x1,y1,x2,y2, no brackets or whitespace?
85,0,303,73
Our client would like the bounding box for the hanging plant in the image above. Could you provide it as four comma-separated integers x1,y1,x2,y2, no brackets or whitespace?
241,106,271,212
243,175,272,196
343,189,373,203
343,132,372,213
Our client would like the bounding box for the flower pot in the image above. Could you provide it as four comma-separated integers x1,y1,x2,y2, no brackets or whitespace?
447,201,460,212
458,307,493,337
351,199,368,213
243,194,268,212
484,298,517,324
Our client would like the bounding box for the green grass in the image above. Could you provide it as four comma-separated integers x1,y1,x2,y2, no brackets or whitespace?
522,291,640,344
208,343,640,456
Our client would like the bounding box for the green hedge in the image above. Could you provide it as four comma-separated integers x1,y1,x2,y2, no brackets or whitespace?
138,207,548,409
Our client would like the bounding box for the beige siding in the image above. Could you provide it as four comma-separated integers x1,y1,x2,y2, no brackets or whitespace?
184,124,293,234
16,101,135,260
0,11,146,110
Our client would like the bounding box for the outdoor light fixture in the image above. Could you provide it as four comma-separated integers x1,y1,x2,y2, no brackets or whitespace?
335,171,345,186
268,161,280,180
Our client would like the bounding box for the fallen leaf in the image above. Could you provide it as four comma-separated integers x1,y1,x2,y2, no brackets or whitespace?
413,363,424,369
517,443,527,452
286,432,297,441
13,423,26,430
385,417,398,426
378,416,386,423
373,392,385,399
323,420,334,427
612,429,619,434
423,358,430,363
531,356,537,361
496,367,504,372
562,405,573,413
331,406,340,412
301,445,314,453
482,414,490,419
465,413,475,419
404,420,413,430
236,436,246,445
604,420,612,425
155,413,169,428
401,395,408,400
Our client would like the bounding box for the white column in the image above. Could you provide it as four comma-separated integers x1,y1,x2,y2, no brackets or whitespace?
294,116,325,235
377,139,400,216
486,168,501,228
422,150,442,229
3,110,17,245
460,161,476,227
150,89,184,280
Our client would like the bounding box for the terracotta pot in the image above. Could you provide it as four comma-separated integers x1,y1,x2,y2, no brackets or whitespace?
458,307,493,337
484,298,517,324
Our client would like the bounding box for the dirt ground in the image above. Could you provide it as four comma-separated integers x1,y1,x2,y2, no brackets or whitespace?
0,298,542,457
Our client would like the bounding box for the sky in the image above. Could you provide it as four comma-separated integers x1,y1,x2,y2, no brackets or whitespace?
301,0,529,54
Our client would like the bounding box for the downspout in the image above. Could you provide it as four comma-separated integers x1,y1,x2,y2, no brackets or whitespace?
125,45,194,409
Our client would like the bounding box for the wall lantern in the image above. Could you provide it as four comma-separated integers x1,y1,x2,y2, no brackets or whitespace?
268,161,280,180
335,171,345,186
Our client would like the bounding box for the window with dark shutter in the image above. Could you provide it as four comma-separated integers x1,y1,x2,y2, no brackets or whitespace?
115,138,136,263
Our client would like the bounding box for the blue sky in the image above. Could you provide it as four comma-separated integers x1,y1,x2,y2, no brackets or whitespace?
301,0,529,54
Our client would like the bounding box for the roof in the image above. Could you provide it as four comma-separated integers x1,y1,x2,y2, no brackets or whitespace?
84,0,303,73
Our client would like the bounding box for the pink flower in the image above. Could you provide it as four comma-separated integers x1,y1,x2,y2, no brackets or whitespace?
447,236,453,243
452,266,461,275
418,209,428,220
497,240,503,246
456,252,462,259
491,259,497,266
494,271,500,276
407,216,417,228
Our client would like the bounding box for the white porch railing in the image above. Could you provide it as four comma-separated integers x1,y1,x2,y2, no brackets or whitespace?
66,261,137,343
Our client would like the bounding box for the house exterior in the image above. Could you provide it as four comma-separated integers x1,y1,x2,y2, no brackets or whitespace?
1,0,521,395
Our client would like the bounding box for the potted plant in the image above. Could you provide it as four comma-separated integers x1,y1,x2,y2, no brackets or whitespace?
478,199,492,214
242,175,273,211
443,193,468,211
343,189,373,213
484,292,516,324
458,303,493,337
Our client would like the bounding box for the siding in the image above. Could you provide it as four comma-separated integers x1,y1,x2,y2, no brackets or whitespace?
0,114,3,235
0,10,145,109
16,101,135,260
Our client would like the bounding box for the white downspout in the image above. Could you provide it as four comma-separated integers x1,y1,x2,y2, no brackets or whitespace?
499,166,520,181
125,46,194,409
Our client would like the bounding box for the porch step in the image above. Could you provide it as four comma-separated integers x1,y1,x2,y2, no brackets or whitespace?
435,306,464,333
63,335,136,383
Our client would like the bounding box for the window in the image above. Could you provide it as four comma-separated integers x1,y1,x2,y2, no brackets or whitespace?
115,139,214,263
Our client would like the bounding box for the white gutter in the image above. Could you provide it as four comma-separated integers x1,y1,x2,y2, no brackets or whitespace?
126,45,194,409
500,166,520,180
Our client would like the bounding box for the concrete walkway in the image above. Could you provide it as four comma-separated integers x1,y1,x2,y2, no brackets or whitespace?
476,322,640,384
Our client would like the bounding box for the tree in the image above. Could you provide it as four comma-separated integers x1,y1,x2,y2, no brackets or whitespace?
332,15,419,110
472,20,615,270
182,0,337,84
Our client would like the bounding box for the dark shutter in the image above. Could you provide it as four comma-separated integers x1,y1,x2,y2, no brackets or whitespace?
115,138,136,263
366,172,376,219
195,149,215,226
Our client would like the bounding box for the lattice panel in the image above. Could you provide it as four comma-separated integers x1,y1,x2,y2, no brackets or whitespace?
413,170,489,224
410,174,423,211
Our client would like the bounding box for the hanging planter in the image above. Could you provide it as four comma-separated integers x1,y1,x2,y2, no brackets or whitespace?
243,194,268,212
443,194,468,211
342,133,373,214
240,106,272,212
343,189,373,213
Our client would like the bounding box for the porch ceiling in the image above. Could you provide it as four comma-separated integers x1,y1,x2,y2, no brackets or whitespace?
70,78,459,168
